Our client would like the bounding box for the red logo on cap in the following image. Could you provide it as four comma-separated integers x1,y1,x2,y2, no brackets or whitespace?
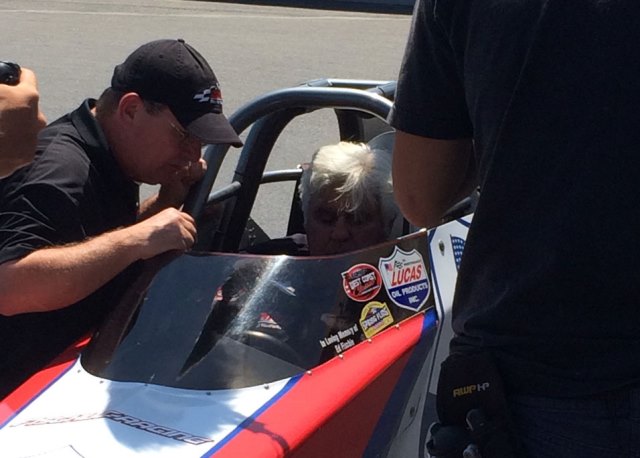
193,84,223,106
211,86,222,103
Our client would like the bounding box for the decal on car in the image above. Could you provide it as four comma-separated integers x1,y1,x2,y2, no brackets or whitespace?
378,247,431,312
359,301,394,339
318,323,359,354
13,410,213,446
341,263,382,302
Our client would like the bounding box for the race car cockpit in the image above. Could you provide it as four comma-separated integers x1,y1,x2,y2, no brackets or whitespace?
82,232,431,391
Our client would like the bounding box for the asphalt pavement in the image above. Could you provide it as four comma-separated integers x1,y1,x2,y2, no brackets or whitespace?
0,0,412,237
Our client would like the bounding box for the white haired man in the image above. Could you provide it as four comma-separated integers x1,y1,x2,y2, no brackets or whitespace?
246,138,399,257
299,140,398,256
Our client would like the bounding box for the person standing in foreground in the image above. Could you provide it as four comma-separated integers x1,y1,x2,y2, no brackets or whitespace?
0,65,47,178
390,1,640,456
0,39,242,398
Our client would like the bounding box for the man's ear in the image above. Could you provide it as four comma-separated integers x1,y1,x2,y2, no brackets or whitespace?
116,92,144,124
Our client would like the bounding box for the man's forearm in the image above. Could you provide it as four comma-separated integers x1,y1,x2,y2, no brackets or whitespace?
0,207,196,316
0,227,142,316
392,131,474,228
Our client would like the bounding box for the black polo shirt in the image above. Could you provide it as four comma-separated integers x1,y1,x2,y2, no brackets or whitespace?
0,99,140,397
390,1,640,397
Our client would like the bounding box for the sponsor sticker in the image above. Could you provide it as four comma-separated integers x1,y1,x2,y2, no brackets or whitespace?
341,263,382,302
13,410,212,446
378,247,431,311
319,323,359,354
359,301,394,339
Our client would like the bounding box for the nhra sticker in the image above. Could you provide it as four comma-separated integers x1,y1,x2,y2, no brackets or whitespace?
341,263,382,302
359,301,394,339
379,247,430,311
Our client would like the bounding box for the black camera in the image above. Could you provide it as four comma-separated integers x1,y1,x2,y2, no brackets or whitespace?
0,62,21,86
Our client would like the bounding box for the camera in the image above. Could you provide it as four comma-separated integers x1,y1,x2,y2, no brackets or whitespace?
0,62,21,86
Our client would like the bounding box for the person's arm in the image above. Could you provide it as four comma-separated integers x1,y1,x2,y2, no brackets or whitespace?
0,207,196,316
0,67,47,177
392,130,475,229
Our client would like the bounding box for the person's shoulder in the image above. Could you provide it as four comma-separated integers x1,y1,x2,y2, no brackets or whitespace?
33,107,95,177
39,106,86,150
2,120,93,205
30,142,91,186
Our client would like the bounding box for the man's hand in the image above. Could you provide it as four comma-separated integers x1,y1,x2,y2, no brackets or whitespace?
126,207,197,259
0,67,47,177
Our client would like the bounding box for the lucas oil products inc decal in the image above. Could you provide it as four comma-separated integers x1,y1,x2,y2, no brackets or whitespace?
379,247,430,311
359,301,394,339
341,263,382,302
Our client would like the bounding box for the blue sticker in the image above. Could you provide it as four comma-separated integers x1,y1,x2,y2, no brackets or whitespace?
450,235,466,271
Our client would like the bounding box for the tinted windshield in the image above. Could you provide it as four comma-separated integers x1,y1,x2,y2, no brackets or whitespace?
83,231,433,390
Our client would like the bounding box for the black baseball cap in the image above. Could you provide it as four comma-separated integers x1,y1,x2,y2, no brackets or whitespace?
111,39,242,147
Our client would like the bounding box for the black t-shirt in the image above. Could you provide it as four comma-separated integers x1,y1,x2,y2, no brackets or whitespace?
0,99,140,397
390,0,640,397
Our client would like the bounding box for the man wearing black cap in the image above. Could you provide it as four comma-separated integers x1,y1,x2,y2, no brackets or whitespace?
0,39,242,397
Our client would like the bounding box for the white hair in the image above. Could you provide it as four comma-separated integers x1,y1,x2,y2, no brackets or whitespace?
299,141,398,234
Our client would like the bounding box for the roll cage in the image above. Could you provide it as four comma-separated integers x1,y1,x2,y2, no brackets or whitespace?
183,79,399,254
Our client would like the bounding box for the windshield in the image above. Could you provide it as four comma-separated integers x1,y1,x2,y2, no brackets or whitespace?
82,231,433,390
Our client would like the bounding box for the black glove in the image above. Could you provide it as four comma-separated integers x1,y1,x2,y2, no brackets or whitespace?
433,352,522,457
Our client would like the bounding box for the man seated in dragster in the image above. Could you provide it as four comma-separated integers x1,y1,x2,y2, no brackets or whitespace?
256,139,401,354
300,140,400,255
180,140,401,370
248,139,401,256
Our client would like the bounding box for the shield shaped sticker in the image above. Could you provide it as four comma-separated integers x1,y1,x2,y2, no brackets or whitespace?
378,246,430,311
